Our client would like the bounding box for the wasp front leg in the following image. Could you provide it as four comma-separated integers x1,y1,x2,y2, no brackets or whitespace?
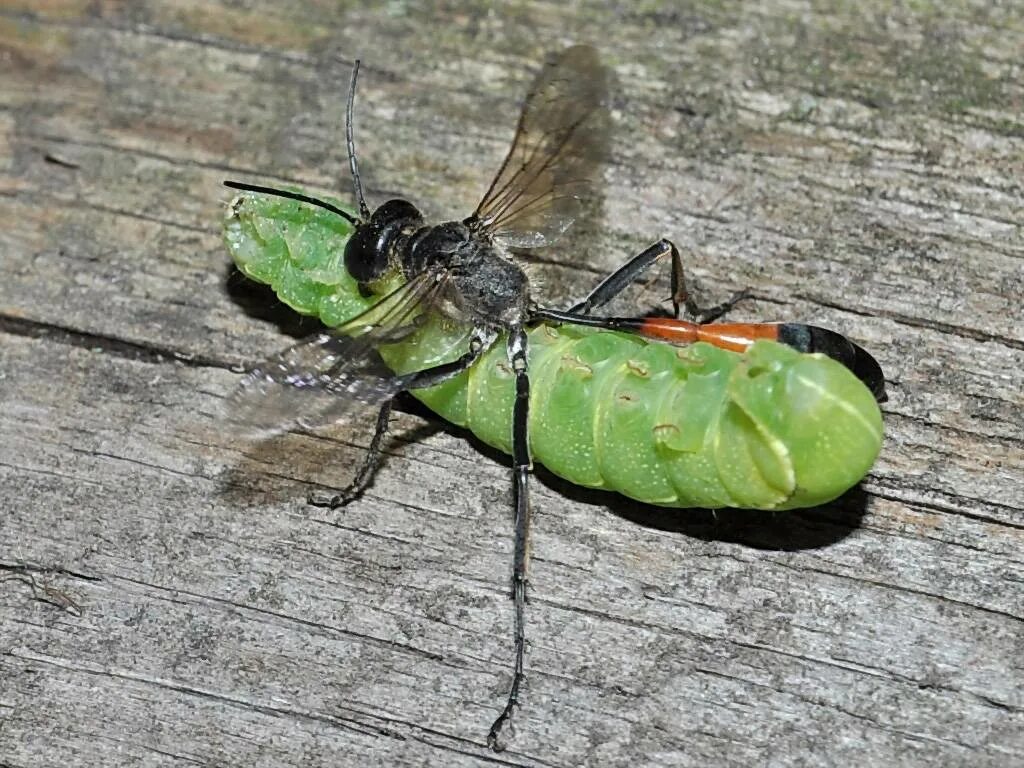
308,400,394,509
309,332,496,511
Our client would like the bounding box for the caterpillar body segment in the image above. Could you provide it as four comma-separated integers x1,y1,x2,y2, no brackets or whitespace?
379,319,883,511
225,191,369,326
225,190,883,511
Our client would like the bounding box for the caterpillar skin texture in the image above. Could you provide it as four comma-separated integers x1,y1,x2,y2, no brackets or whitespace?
226,194,883,510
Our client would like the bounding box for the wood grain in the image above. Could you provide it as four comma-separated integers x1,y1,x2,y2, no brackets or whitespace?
1,2,1021,766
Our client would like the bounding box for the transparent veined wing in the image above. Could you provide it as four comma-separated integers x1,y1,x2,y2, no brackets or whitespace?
226,271,454,437
469,45,610,249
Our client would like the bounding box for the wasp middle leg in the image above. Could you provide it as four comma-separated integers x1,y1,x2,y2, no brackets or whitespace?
487,326,532,752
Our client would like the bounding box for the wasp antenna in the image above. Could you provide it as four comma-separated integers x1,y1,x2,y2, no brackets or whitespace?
223,180,357,225
346,59,371,220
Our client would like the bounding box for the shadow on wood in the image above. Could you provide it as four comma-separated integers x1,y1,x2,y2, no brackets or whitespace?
441,407,867,552
224,263,326,341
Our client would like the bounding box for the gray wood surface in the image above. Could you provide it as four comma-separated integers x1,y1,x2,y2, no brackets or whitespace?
2,2,1022,766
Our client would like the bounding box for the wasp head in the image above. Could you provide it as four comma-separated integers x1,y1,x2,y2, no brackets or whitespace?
344,199,424,285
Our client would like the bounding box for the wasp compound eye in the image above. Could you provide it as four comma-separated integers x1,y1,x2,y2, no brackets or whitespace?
344,199,423,284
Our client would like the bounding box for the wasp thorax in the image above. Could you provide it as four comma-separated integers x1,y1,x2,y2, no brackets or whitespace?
405,222,470,276
344,198,424,284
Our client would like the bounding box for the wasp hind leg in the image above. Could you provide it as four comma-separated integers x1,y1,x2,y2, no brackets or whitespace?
570,239,682,315
684,285,753,325
571,238,751,322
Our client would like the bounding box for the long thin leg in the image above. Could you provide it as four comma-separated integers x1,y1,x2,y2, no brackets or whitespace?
570,239,685,316
308,332,494,511
400,332,493,389
487,327,531,752
571,238,751,323
684,287,753,325
308,399,393,509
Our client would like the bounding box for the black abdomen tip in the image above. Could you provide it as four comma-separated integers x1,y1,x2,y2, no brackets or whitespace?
778,324,887,402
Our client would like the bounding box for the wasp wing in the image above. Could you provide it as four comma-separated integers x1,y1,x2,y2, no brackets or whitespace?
226,272,452,437
469,45,610,249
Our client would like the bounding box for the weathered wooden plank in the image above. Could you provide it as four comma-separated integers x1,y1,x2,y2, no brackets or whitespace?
1,1,1022,766
2,330,1021,764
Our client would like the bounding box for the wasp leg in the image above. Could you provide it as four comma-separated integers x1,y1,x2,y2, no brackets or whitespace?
308,399,393,509
487,327,531,753
685,287,753,325
308,333,494,510
571,238,751,322
570,239,682,315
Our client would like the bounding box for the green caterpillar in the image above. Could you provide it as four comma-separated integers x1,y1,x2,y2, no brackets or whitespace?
223,47,884,749
225,192,883,510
